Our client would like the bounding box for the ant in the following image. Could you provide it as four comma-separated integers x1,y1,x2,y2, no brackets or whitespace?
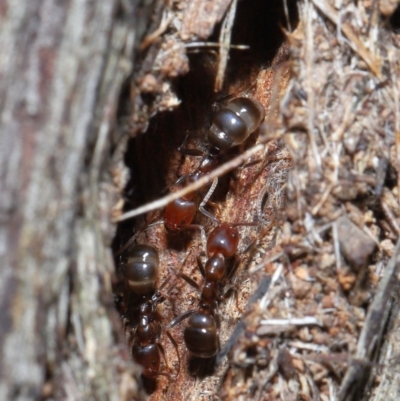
131,287,178,379
170,220,255,358
132,295,163,378
118,243,179,379
164,97,265,234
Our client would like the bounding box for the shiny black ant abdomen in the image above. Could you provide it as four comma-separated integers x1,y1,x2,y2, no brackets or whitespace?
124,244,159,295
208,97,265,151
184,311,218,358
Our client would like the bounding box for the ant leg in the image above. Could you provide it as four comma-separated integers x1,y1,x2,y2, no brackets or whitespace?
115,220,164,257
256,185,270,224
179,148,206,157
159,270,181,293
177,272,200,291
165,329,180,378
176,223,207,251
171,247,202,288
225,237,257,283
196,253,206,278
213,93,236,110
159,276,172,292
223,239,257,314
242,238,258,256
226,257,241,282
152,275,179,306
156,335,180,379
223,258,244,313
177,131,206,157
157,342,171,372
199,178,219,223
219,282,245,314
115,232,140,258
207,200,222,214
168,309,196,329
239,158,263,169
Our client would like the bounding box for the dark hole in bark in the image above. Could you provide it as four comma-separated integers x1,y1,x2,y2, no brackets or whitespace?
390,3,400,32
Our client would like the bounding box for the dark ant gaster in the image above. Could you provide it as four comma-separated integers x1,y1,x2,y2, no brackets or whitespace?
208,97,265,151
123,244,159,297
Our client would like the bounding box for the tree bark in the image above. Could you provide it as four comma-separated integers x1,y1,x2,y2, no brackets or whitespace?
0,1,141,399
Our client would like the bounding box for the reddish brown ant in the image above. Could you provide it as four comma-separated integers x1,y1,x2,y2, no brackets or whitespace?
170,220,256,358
163,97,265,234
132,296,164,378
184,223,240,358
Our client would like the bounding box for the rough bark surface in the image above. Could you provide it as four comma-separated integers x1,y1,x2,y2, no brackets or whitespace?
0,1,142,400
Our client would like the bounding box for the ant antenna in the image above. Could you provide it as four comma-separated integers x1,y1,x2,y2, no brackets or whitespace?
115,220,164,257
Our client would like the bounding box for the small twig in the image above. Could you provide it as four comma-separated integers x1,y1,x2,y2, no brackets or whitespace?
113,143,266,222
357,238,400,359
248,251,284,275
311,182,334,215
115,220,165,257
185,41,249,50
283,0,292,32
260,317,322,326
289,341,330,353
304,1,322,172
140,9,173,50
257,352,279,401
215,0,238,92
381,197,400,236
259,263,284,309
332,222,341,272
